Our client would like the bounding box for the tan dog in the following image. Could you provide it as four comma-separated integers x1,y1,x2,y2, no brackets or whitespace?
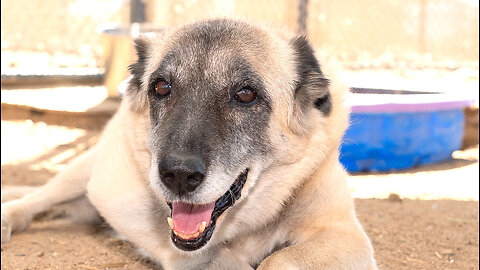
1,19,377,269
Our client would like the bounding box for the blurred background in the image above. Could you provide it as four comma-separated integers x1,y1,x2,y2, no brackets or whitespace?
0,2,479,268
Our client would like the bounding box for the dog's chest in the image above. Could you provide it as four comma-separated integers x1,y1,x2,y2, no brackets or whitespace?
228,223,289,266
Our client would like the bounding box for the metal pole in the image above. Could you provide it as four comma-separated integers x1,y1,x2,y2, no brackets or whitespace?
130,0,146,23
297,0,308,35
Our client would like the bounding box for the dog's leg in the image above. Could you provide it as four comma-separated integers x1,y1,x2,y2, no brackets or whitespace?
257,224,377,270
1,186,40,203
39,195,101,224
2,187,100,224
1,147,98,243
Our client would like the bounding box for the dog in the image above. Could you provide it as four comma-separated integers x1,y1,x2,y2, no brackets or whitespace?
1,19,377,269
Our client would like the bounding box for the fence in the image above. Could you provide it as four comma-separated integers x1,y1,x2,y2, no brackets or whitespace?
1,0,478,70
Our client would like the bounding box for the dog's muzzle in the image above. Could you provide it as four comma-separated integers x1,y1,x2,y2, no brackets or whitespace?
165,169,249,251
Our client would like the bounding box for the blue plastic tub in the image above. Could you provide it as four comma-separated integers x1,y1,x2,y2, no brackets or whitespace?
340,88,475,172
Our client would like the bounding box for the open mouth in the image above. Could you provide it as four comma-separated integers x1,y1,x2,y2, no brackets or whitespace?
166,169,248,251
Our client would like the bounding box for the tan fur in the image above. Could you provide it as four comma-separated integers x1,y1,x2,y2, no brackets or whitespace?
1,19,377,269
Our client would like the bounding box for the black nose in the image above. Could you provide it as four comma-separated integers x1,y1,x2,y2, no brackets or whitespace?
158,153,206,195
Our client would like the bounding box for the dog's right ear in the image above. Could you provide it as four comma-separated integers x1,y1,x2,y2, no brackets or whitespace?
127,38,151,112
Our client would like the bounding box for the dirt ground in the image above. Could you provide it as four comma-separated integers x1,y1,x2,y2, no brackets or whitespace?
1,109,479,269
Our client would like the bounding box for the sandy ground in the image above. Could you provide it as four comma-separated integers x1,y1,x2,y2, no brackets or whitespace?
1,97,479,269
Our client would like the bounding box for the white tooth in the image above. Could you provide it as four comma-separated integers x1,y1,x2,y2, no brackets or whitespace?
167,217,174,230
173,230,179,236
198,221,206,233
192,231,200,238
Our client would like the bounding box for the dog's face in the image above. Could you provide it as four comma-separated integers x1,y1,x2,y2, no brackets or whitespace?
127,20,340,252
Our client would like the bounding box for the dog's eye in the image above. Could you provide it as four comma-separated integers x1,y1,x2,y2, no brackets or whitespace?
234,88,256,103
155,81,171,96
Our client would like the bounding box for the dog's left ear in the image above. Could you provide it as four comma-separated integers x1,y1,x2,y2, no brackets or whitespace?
127,37,151,112
289,36,331,134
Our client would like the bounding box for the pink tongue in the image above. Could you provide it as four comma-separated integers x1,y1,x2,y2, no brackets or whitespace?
172,201,215,234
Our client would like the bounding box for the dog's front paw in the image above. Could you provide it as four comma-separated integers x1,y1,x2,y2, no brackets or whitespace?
257,254,298,270
1,185,38,203
1,215,12,243
1,201,32,243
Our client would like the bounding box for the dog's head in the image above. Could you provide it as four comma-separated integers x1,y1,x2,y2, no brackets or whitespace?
127,19,348,252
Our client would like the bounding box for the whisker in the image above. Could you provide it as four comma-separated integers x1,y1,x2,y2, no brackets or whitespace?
228,188,236,205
